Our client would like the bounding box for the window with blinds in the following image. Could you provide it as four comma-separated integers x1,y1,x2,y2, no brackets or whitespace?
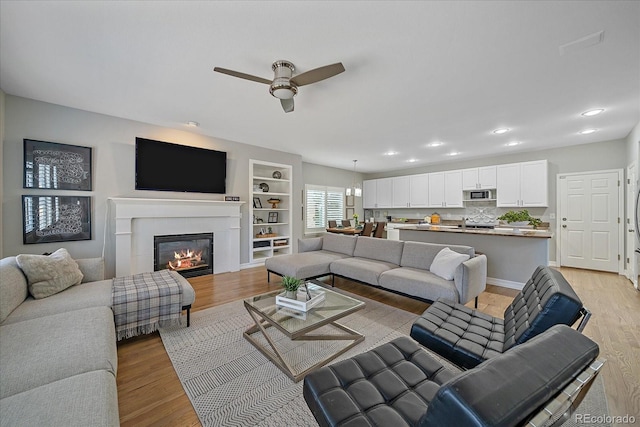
305,185,345,233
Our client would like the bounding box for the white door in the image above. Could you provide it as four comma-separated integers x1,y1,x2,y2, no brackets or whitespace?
559,171,620,272
626,164,637,286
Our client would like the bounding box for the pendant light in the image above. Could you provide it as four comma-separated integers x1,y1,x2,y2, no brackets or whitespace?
346,160,362,197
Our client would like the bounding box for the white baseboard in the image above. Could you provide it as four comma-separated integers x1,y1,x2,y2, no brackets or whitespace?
240,261,265,270
486,277,524,290
547,260,557,267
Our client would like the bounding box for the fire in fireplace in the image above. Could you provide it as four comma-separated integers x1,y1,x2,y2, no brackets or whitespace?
154,233,213,278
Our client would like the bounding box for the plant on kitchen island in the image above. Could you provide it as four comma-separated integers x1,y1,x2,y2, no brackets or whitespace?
497,209,542,228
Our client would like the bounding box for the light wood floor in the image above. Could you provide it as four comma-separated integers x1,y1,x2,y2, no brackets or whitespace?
116,266,640,426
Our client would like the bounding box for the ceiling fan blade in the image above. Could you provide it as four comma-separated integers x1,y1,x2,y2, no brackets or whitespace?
213,67,272,85
280,98,294,113
290,62,345,86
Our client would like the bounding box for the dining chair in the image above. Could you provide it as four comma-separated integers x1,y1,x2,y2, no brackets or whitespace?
361,222,374,237
328,220,337,228
342,219,352,227
373,221,386,238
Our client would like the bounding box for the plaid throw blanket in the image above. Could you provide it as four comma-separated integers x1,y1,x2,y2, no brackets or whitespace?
112,270,184,341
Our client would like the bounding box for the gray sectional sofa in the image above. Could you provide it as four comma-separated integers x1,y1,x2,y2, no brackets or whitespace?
0,255,120,426
0,253,195,427
265,234,487,306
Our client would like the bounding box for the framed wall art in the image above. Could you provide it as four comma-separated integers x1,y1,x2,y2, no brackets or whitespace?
22,195,92,244
253,197,262,209
23,139,92,191
268,212,279,223
346,195,354,207
346,207,354,219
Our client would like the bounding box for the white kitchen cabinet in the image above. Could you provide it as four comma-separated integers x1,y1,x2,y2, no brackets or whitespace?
363,179,377,209
392,176,411,207
428,172,445,208
393,174,429,208
445,170,464,207
409,174,429,207
376,178,393,208
497,160,548,207
362,179,376,209
520,161,548,206
462,166,497,190
429,170,463,208
363,178,393,208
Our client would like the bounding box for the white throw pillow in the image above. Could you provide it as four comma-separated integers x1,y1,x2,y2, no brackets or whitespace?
16,248,84,299
430,247,470,281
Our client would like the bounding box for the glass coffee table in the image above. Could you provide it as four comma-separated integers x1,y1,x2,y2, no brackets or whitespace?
243,280,365,382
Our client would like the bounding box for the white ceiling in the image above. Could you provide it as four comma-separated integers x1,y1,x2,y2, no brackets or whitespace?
1,1,638,173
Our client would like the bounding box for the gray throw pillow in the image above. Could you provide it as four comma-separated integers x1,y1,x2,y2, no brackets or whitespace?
16,248,84,299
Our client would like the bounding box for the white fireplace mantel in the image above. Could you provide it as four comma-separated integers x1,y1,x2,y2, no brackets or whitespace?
109,197,244,277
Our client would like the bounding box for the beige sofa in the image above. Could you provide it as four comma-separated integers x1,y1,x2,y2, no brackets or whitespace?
0,252,195,427
265,234,487,306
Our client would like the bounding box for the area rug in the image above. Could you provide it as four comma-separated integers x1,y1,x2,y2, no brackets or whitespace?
159,291,610,427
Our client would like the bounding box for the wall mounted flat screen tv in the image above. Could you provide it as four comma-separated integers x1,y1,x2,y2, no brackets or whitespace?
135,137,226,194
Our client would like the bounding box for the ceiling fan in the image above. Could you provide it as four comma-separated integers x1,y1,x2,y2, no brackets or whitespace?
213,60,345,113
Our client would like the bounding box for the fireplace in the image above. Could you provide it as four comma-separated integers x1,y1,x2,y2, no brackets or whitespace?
154,233,213,278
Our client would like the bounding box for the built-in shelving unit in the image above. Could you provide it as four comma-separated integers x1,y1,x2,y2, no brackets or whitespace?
249,159,292,265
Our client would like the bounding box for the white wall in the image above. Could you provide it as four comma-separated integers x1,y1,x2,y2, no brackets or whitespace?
626,121,640,167
2,95,303,277
0,90,5,259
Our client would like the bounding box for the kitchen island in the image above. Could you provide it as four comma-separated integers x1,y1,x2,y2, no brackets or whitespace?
398,225,552,289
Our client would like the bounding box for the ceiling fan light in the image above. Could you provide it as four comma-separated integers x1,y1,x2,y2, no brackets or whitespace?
271,87,295,99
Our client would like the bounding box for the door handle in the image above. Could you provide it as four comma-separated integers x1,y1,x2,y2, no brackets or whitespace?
629,229,635,233
562,225,567,228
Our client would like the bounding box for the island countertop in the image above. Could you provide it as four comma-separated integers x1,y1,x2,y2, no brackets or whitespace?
395,224,553,239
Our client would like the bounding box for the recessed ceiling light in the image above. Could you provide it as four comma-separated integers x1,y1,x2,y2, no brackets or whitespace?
186,121,200,127
406,158,418,163
493,128,510,135
581,109,604,117
384,151,398,156
505,141,521,147
427,142,444,147
579,129,598,135
447,152,460,156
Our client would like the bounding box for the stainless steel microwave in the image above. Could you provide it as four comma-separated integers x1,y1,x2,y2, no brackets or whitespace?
469,190,492,199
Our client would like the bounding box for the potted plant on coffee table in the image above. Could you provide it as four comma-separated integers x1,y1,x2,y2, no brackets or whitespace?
281,276,302,299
